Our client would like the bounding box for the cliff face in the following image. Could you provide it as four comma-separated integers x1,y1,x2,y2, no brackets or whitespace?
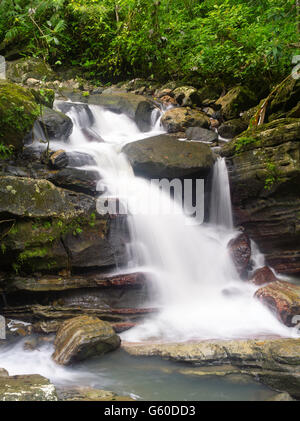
222,117,300,275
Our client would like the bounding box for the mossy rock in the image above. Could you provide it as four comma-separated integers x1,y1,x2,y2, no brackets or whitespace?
0,80,39,151
222,118,300,156
0,374,58,401
216,86,257,120
267,76,300,122
30,88,55,109
6,57,56,84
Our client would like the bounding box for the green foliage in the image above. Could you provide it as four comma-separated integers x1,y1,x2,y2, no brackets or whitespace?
0,0,299,85
234,136,258,152
264,161,282,190
0,142,13,159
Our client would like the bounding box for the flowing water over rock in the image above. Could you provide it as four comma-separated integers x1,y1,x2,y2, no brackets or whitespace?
0,99,298,397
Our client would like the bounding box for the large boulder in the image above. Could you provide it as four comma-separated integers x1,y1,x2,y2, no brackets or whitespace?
6,57,56,84
266,76,300,122
88,93,155,131
0,81,39,151
0,373,57,401
52,315,121,365
255,281,300,327
172,86,201,107
36,107,73,141
216,86,257,120
161,107,210,133
47,167,101,195
122,134,215,178
227,233,251,276
222,118,300,275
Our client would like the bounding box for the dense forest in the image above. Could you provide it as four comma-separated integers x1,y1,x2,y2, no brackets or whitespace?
0,0,299,88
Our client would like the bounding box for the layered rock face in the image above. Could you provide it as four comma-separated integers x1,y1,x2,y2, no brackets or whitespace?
52,315,121,365
222,118,300,275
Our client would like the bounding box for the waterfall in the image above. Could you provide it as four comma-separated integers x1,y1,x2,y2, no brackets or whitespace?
0,55,6,79
48,101,297,342
210,157,233,229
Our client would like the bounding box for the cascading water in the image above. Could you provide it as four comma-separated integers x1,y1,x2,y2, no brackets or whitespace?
51,101,297,341
0,100,298,389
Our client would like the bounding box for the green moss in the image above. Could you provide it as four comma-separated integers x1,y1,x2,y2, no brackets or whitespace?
235,136,259,153
0,81,40,151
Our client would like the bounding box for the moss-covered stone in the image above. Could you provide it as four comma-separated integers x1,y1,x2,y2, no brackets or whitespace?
30,88,55,109
6,57,56,84
0,80,39,151
0,374,58,401
216,86,257,120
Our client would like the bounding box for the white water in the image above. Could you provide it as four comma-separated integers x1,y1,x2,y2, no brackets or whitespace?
0,100,298,384
54,102,297,342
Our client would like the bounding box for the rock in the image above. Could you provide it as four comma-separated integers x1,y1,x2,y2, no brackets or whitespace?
216,86,257,120
47,167,101,195
52,315,121,365
0,374,57,401
57,386,134,401
123,337,300,398
185,127,218,143
154,88,174,98
197,85,224,103
250,266,277,286
49,150,97,169
49,150,68,169
218,119,248,139
36,107,73,141
222,118,300,275
88,93,155,132
266,76,300,122
57,102,94,126
160,95,177,105
161,107,210,133
255,281,300,327
0,176,95,219
4,272,146,292
287,101,300,118
267,392,294,401
172,86,201,107
122,134,215,178
0,80,39,151
26,78,40,87
6,57,56,84
0,369,9,378
227,233,251,276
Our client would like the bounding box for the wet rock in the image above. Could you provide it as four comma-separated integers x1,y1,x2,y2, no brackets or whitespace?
47,167,101,195
49,150,97,169
52,315,121,365
185,127,218,143
249,266,277,286
218,119,248,139
266,392,294,401
267,76,300,122
122,134,215,178
0,80,39,151
57,386,134,401
216,86,257,120
172,86,201,107
160,95,177,105
255,281,300,327
161,107,210,133
0,374,58,401
49,150,68,169
123,337,300,398
6,58,56,84
0,176,95,219
222,118,300,275
4,272,146,292
227,233,251,276
88,93,155,132
36,107,73,141
57,102,94,126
